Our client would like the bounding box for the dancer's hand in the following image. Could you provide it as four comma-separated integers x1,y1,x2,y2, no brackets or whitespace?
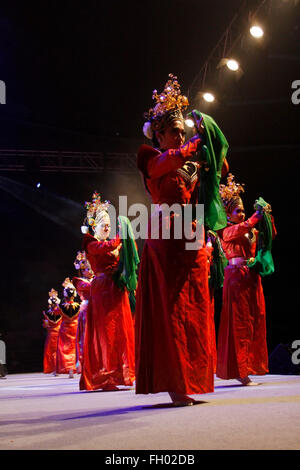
111,243,122,258
191,111,205,135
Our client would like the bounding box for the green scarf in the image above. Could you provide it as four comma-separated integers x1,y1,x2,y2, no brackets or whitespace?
207,230,228,290
247,197,275,277
112,216,140,312
186,109,229,231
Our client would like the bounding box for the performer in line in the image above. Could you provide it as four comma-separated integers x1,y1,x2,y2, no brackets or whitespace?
135,74,229,406
217,173,276,385
206,230,228,374
72,251,94,373
42,288,62,375
55,278,81,378
79,193,136,391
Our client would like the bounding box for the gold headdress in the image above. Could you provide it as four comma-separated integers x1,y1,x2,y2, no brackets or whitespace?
48,288,58,298
219,173,245,213
82,191,110,231
74,250,90,271
62,277,77,298
48,288,60,305
62,277,74,289
143,74,189,139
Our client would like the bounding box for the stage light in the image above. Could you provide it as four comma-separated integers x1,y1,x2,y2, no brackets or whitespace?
36,182,41,188
185,118,195,128
203,92,215,102
250,25,264,38
226,59,239,71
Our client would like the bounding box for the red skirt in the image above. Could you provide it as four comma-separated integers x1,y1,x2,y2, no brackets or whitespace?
56,317,78,374
209,290,217,374
216,265,268,379
75,300,89,373
79,273,135,390
135,236,214,395
43,321,61,373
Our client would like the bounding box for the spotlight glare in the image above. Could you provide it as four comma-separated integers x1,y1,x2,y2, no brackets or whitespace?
203,92,215,103
185,118,195,128
226,59,239,71
250,25,264,38
36,182,41,188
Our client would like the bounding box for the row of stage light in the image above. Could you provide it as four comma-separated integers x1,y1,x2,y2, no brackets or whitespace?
185,22,265,123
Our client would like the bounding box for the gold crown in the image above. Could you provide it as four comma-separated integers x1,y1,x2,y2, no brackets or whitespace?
62,277,74,289
84,191,110,228
144,74,189,122
48,288,58,298
74,251,89,270
219,173,245,208
75,251,86,262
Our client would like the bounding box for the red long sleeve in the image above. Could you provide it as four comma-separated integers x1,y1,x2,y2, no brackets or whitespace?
270,214,277,239
83,233,120,255
220,212,262,242
137,135,202,179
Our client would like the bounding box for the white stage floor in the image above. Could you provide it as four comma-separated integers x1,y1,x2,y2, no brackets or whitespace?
0,372,299,450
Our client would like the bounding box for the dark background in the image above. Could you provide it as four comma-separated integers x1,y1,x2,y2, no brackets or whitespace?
0,0,299,373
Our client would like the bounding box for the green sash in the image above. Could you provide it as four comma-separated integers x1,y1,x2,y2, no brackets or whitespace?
187,109,229,231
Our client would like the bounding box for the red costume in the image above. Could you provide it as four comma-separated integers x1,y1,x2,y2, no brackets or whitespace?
72,276,92,372
216,212,270,379
135,141,215,395
206,238,217,374
42,310,62,374
55,299,80,374
79,233,135,390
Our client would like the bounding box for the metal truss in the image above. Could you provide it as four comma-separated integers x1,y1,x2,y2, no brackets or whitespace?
187,0,270,106
0,149,137,173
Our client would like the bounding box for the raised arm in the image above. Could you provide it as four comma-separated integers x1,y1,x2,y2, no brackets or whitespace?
83,233,120,255
137,135,203,180
220,211,262,242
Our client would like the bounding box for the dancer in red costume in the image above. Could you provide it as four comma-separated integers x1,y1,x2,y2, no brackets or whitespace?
42,289,62,374
79,193,135,391
216,174,276,385
72,251,94,373
55,278,81,378
135,74,229,406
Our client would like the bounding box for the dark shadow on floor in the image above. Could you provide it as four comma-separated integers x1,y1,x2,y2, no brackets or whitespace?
142,400,208,409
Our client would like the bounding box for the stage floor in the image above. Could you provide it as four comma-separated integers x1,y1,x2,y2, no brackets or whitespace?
0,372,299,450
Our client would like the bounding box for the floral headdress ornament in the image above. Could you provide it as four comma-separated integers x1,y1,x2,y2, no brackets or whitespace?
49,288,58,298
219,173,245,213
48,288,60,305
62,277,74,289
74,251,89,270
143,74,189,140
61,277,77,298
81,191,110,233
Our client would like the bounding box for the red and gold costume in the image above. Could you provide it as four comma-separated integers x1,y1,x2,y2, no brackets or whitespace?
206,236,217,374
72,276,91,373
42,291,62,374
72,251,94,373
216,176,276,380
135,142,215,395
135,75,229,398
55,279,80,374
79,229,135,391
